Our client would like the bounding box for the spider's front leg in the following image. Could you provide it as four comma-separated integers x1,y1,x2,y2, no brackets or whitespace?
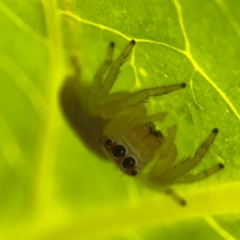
149,128,224,205
100,81,186,119
155,128,224,185
170,129,224,184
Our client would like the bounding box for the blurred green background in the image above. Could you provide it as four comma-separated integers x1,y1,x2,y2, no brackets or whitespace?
0,0,240,239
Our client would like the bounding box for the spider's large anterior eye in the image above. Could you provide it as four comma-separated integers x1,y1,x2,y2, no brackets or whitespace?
104,138,113,148
122,156,136,169
112,145,126,158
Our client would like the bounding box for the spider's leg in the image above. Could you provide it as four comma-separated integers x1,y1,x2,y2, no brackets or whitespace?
165,188,186,206
96,40,136,102
136,112,168,124
88,42,115,109
171,163,224,184
100,83,186,119
153,128,220,185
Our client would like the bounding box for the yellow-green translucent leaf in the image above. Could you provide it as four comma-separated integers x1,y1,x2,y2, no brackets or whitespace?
0,0,240,239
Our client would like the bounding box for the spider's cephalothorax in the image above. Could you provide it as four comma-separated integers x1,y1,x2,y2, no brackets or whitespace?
60,39,224,205
100,120,164,176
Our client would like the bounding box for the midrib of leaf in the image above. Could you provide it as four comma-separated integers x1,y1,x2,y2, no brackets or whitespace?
18,182,240,240
34,0,66,217
56,182,240,239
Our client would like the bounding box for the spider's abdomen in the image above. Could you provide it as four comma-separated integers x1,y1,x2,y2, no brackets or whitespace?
59,78,107,159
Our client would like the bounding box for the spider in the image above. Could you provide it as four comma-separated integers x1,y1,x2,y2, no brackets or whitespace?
59,39,224,205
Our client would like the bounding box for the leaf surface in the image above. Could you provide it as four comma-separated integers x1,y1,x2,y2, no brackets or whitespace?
0,0,240,239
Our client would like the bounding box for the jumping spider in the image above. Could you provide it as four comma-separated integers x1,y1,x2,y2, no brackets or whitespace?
60,39,224,205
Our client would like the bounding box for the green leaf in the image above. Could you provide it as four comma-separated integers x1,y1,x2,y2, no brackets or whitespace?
0,0,240,239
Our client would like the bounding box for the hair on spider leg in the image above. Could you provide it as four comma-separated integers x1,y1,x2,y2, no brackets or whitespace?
194,131,214,154
196,128,219,153
177,156,189,165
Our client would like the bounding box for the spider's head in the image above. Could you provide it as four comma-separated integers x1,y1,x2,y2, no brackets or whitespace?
100,136,139,176
100,122,163,176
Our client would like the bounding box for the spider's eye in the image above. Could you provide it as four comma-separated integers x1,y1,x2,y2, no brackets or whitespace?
104,138,113,148
122,156,136,169
130,169,138,176
112,145,126,158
